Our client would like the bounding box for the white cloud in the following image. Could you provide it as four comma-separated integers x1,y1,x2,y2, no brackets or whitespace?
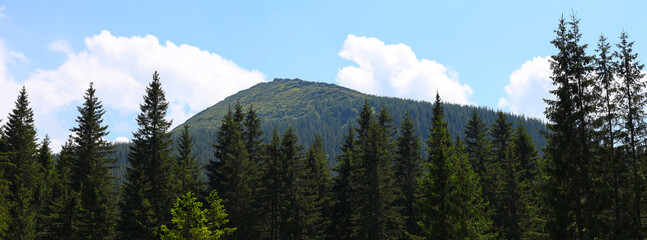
48,39,73,55
0,6,6,18
498,56,552,119
0,30,265,152
0,40,23,126
113,137,130,144
336,34,473,104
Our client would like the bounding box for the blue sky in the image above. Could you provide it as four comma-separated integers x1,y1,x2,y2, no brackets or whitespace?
0,0,645,151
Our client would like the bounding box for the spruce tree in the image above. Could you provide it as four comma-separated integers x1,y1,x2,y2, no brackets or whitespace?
278,127,305,239
120,72,176,240
3,86,39,240
207,105,255,239
259,129,282,240
418,93,492,239
489,111,512,236
0,122,11,239
351,100,402,239
41,138,83,240
615,30,646,239
174,125,205,197
68,83,119,239
591,33,626,238
243,104,264,166
242,104,264,235
301,133,332,239
452,138,493,239
330,127,356,240
513,123,545,239
394,112,422,236
543,15,596,239
34,136,56,237
464,109,493,182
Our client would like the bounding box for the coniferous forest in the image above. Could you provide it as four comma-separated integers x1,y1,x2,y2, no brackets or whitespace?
0,14,646,239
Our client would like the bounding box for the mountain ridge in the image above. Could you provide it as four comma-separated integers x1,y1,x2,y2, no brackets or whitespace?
169,78,547,165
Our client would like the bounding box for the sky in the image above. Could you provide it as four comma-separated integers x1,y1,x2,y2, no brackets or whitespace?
0,0,645,152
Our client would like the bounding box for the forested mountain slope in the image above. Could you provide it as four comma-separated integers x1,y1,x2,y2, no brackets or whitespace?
167,78,547,166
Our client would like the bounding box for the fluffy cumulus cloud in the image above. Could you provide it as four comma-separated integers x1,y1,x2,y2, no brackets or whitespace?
0,40,25,126
498,56,552,119
0,31,265,151
336,34,473,104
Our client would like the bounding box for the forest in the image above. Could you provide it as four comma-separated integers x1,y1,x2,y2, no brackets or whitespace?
0,14,645,240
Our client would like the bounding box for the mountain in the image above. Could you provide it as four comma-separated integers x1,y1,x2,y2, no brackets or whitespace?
168,78,547,167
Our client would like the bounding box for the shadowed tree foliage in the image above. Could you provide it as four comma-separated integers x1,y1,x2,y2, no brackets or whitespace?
330,127,356,240
120,72,176,240
174,125,205,199
615,30,647,239
351,100,402,239
2,87,39,240
543,14,597,239
301,133,332,239
207,103,256,239
394,112,423,237
418,94,492,239
67,83,119,239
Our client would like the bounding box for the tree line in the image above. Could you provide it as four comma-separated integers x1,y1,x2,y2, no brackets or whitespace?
1,14,645,240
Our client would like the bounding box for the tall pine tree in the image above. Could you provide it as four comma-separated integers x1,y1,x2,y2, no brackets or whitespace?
278,127,305,239
259,129,282,240
120,72,176,240
174,125,205,197
330,127,356,240
615,30,646,239
2,86,39,240
34,136,57,238
543,14,596,239
301,133,332,239
0,120,11,239
418,93,492,239
68,83,119,239
351,100,402,239
207,104,255,239
394,112,423,236
591,33,626,238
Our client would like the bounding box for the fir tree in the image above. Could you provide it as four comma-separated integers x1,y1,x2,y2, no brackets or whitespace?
243,104,264,166
351,100,402,239
513,123,545,239
242,104,264,236
394,112,423,236
615,30,646,239
278,127,305,240
174,125,205,198
330,127,356,240
452,138,493,239
67,83,119,239
120,72,176,240
591,33,626,238
489,111,513,235
3,86,39,240
259,129,282,240
464,109,492,182
418,93,492,239
301,133,332,239
543,14,596,239
40,138,83,240
34,135,56,237
208,105,255,239
0,123,11,239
